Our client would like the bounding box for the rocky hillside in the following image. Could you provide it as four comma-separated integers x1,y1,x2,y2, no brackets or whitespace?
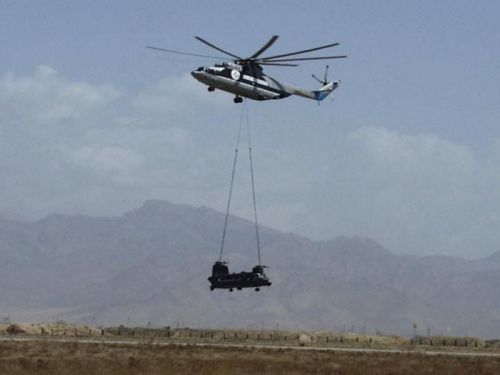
1,200,499,338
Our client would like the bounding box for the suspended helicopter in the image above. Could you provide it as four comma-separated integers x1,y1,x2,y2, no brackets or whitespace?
147,35,346,103
208,262,271,292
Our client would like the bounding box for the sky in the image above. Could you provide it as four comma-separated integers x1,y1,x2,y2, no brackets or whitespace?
1,0,500,258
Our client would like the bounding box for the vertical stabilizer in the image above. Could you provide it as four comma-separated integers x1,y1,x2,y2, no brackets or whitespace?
313,81,339,101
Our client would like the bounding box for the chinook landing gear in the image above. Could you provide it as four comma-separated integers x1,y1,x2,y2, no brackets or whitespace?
233,96,243,103
208,86,215,92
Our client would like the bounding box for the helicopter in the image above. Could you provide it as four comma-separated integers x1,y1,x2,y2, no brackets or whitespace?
208,262,271,292
147,35,346,103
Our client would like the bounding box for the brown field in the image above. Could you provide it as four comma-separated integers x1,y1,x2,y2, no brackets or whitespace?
1,339,500,375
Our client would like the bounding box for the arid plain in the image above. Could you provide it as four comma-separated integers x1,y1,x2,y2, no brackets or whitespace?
2,325,500,374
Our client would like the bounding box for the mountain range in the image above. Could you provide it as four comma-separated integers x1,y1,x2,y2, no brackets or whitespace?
1,200,500,338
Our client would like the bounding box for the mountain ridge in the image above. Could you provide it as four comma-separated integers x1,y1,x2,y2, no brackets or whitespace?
1,199,499,338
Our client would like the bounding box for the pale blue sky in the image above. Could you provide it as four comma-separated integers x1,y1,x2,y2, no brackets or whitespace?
1,1,500,257
2,1,499,144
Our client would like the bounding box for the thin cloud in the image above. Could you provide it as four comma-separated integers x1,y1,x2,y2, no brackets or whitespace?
1,66,500,258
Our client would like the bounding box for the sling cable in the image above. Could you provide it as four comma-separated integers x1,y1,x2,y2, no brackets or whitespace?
208,101,271,292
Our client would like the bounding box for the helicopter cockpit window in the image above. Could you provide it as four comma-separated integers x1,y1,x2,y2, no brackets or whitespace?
204,66,224,73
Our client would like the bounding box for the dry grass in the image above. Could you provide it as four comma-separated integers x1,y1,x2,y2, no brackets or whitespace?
0,323,101,337
0,340,500,375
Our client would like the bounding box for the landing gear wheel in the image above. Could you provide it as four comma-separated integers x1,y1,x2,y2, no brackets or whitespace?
229,288,233,292
233,96,243,103
210,286,214,291
208,86,215,92
255,287,260,292
237,287,242,290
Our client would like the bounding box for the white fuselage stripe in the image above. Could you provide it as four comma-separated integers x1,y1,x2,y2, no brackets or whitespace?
196,73,281,99
242,75,269,86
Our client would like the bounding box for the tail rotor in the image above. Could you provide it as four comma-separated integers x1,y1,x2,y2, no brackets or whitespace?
311,65,340,104
312,65,330,86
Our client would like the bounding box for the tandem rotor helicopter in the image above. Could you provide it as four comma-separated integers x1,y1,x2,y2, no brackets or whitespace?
147,35,346,103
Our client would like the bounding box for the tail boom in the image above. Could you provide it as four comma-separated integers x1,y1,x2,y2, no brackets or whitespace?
285,81,339,101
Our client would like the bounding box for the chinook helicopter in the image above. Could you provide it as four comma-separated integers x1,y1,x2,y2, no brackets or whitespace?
147,35,346,103
208,262,271,292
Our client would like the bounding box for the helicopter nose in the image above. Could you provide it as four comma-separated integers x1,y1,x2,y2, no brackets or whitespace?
191,70,203,80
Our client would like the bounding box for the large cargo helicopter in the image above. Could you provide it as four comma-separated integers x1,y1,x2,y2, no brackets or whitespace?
147,35,346,103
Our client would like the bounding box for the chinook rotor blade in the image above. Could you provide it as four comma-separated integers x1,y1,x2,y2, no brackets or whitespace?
261,55,347,62
249,35,279,59
146,46,227,60
195,36,243,60
260,42,340,60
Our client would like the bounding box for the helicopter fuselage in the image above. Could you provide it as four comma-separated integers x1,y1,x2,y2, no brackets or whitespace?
191,63,291,101
150,35,345,103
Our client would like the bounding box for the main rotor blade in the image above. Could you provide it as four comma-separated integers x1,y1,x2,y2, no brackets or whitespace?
146,46,227,60
260,55,347,62
260,42,340,60
258,62,299,67
194,36,243,60
249,35,279,59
